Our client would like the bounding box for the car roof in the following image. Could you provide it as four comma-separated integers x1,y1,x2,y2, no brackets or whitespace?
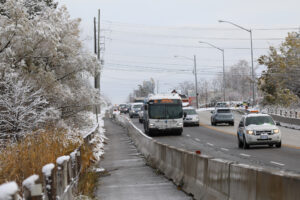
132,102,143,106
216,107,230,110
245,113,271,118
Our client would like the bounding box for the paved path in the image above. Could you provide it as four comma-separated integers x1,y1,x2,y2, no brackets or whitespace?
95,119,191,200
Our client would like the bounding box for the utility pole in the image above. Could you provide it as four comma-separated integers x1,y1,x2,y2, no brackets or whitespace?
194,55,199,109
156,80,159,94
250,29,255,107
94,10,101,122
97,9,101,113
93,16,98,123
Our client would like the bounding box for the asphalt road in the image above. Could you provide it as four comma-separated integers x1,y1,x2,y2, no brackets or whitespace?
127,113,300,174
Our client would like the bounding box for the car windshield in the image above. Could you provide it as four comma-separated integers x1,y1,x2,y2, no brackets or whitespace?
133,105,142,110
216,103,227,107
184,109,197,115
245,116,275,126
217,109,231,113
149,104,183,119
120,104,126,108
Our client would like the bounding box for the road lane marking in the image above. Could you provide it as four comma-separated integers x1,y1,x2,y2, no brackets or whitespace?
240,153,251,157
207,143,214,147
186,134,191,137
270,161,285,166
221,148,229,151
199,123,236,136
195,138,201,142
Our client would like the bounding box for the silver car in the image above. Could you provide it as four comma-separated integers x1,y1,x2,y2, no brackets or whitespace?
183,107,199,126
211,108,234,126
237,114,282,149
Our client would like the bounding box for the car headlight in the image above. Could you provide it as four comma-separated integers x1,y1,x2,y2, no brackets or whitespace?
177,122,183,126
273,129,279,134
246,130,254,135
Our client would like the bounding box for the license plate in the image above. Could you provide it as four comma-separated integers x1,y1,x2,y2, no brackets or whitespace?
260,135,268,140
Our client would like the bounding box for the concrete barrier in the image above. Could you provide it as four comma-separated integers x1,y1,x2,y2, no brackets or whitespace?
116,114,300,200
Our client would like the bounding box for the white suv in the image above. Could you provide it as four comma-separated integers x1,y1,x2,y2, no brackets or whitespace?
237,114,281,149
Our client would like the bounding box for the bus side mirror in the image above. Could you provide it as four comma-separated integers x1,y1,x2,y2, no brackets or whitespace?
184,112,187,118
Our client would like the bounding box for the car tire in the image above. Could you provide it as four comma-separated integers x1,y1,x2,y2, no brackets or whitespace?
176,129,182,136
231,122,234,126
196,123,200,127
268,144,274,147
238,135,243,148
243,136,249,149
276,142,281,148
148,129,154,137
130,115,133,118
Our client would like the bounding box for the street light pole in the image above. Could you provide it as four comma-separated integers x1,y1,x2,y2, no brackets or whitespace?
218,20,255,106
198,41,225,102
194,55,199,109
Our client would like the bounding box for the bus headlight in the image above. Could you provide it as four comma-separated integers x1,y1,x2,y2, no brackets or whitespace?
177,122,183,127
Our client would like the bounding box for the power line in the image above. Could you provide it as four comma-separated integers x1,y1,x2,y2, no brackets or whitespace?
103,20,300,31
104,29,287,41
105,52,258,62
108,38,270,50
102,20,299,31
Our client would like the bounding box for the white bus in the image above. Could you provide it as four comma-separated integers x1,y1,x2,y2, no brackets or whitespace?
143,94,183,136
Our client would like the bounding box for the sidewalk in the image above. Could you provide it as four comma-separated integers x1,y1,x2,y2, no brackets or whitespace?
95,119,191,200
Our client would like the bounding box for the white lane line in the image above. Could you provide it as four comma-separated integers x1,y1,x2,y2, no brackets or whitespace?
240,153,251,157
195,138,201,142
270,161,285,166
207,143,214,147
221,148,229,151
186,134,191,137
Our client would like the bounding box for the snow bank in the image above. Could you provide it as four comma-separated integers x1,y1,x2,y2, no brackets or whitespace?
0,182,19,200
42,163,55,177
92,109,107,161
56,156,70,165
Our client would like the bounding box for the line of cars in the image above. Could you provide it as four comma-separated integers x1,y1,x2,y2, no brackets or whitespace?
209,102,282,149
119,100,282,149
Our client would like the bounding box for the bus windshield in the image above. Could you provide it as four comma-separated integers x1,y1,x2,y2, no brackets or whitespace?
149,104,182,119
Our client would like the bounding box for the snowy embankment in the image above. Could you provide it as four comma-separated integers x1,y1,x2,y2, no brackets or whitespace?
77,109,107,161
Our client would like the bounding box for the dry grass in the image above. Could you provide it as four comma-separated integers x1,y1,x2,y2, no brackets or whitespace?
0,127,82,186
77,142,99,198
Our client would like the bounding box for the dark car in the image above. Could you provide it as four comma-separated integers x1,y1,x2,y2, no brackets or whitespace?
119,104,129,114
211,108,234,126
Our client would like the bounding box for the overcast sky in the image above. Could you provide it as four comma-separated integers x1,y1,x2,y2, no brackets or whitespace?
59,0,300,104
